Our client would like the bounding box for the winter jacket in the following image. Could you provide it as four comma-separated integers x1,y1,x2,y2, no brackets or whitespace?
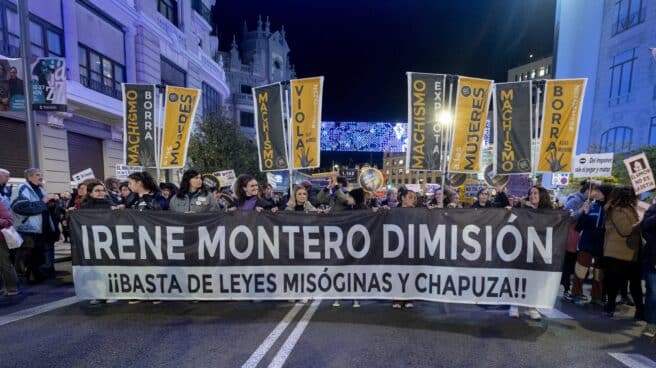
285,200,317,212
9,182,53,234
81,198,113,209
640,203,656,272
0,201,13,241
565,192,586,221
604,205,640,262
127,192,161,211
472,201,493,208
317,187,349,212
576,200,606,257
169,191,219,213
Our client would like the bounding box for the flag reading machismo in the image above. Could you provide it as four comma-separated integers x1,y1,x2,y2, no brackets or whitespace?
160,86,200,169
494,81,532,175
122,84,156,167
406,72,447,171
253,83,288,171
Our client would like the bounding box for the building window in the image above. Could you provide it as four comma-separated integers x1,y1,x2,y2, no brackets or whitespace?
600,126,633,153
191,0,212,24
240,111,254,127
650,117,656,146
613,0,645,36
0,3,63,58
530,69,536,79
609,48,636,106
202,82,222,117
161,57,186,87
514,74,519,81
158,0,178,27
538,66,545,77
79,44,124,99
240,84,252,94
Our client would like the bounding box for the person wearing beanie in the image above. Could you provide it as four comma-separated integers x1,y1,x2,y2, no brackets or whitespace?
571,184,613,306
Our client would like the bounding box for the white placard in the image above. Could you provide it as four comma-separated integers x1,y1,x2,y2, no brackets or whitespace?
623,153,655,195
72,168,95,185
115,164,144,180
213,170,237,188
572,153,614,178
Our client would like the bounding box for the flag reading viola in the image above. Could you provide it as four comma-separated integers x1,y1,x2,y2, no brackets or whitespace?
290,77,323,169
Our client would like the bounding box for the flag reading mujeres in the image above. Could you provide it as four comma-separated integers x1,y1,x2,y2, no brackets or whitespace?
449,77,493,173
253,83,288,171
122,84,156,167
290,77,323,169
160,86,201,169
537,79,586,173
494,81,532,174
70,208,568,308
406,72,447,171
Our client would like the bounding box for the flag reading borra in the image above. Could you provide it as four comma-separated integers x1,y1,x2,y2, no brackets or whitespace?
71,208,568,308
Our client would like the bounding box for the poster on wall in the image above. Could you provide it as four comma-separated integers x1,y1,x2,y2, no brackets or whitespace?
31,57,67,111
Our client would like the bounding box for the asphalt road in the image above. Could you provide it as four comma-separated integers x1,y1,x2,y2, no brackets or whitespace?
0,261,654,368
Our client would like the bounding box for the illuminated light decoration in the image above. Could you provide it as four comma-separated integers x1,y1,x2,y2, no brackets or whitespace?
320,121,407,152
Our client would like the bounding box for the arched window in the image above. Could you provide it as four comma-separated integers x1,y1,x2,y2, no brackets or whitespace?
600,126,633,153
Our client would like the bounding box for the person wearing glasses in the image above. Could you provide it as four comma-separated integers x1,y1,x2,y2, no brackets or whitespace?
80,181,115,210
472,188,492,208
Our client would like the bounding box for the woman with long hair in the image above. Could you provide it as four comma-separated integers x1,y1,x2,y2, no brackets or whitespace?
508,186,552,321
602,186,644,319
126,172,161,211
229,174,274,213
169,169,219,213
286,185,318,212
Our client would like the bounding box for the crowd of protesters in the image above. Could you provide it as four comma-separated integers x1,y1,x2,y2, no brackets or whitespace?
0,167,654,338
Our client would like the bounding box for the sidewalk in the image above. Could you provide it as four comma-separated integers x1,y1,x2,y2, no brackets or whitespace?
54,241,71,263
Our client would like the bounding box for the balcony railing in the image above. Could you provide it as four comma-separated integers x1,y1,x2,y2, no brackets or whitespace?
192,0,212,24
80,75,122,100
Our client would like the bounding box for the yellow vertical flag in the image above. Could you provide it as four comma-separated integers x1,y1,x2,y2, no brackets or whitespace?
537,79,586,173
160,86,201,169
448,77,493,173
290,77,323,169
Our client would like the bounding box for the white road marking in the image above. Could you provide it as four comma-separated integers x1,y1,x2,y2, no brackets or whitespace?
241,303,305,368
608,353,656,368
536,308,573,319
0,296,79,327
268,300,321,368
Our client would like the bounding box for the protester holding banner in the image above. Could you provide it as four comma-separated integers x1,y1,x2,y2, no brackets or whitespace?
603,186,644,320
472,188,493,208
446,190,462,209
126,172,161,211
571,184,613,306
259,183,279,211
157,183,177,211
0,201,18,296
81,181,114,209
508,186,552,321
285,185,318,212
169,170,219,213
381,188,400,208
639,202,656,337
317,174,349,212
230,174,271,212
391,187,418,310
103,178,122,206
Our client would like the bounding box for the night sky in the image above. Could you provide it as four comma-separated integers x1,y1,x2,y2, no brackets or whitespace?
213,0,556,122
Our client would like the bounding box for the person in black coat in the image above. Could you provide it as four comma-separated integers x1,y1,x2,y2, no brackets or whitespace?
640,202,656,337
